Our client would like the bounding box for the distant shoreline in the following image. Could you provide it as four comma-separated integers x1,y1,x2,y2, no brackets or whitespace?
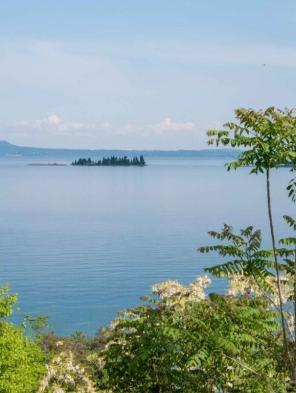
28,163,67,166
0,140,241,159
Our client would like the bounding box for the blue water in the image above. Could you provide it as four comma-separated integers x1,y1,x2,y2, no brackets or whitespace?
0,157,294,335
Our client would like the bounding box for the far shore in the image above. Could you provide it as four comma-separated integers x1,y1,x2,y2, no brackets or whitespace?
28,163,67,166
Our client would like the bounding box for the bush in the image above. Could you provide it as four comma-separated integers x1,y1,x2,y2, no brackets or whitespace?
92,277,287,393
0,284,45,393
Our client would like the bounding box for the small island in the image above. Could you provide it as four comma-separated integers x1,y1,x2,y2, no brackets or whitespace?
72,155,146,167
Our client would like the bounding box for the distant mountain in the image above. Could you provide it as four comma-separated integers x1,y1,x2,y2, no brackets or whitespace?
0,140,240,159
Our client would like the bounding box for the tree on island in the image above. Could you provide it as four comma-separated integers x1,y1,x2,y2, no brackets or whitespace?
72,155,146,167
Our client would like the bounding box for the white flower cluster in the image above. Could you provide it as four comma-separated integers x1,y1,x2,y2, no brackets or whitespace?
189,276,212,301
227,274,259,297
228,273,293,306
151,276,212,305
38,349,97,393
287,313,295,341
228,273,296,344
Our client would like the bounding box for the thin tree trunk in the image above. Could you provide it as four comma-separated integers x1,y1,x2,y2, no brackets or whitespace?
266,168,289,358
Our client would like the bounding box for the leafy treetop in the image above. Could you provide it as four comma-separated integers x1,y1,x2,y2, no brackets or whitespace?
207,107,296,174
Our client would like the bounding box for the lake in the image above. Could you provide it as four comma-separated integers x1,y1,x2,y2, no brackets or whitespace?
0,157,294,335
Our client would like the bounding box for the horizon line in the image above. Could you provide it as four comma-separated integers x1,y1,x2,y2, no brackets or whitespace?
0,140,238,153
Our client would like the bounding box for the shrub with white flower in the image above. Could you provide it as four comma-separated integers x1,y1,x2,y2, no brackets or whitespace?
92,275,287,392
151,275,211,306
38,349,97,393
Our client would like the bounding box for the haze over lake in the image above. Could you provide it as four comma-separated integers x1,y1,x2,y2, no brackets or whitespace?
0,156,293,335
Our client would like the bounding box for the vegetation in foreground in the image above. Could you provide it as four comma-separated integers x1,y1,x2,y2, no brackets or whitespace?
72,155,146,167
0,285,45,393
0,107,296,392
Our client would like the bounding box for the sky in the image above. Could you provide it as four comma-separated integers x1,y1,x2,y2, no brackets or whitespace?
0,0,296,149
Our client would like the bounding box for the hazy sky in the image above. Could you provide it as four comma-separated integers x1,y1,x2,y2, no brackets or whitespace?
1,1,296,149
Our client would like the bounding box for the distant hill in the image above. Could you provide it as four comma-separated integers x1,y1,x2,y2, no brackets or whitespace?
0,140,240,159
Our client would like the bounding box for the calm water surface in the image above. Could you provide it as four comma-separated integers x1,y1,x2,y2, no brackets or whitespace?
0,157,294,335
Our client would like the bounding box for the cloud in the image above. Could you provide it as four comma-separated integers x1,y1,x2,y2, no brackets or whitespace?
157,118,195,132
1,115,207,149
35,114,61,128
12,114,96,134
100,118,198,137
44,114,60,126
9,116,197,135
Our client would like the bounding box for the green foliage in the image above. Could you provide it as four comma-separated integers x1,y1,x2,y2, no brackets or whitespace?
22,314,49,339
207,106,296,379
198,224,273,281
0,284,17,319
278,215,296,277
198,217,296,384
92,282,287,392
0,284,45,393
287,176,296,202
41,329,105,367
198,216,296,294
207,107,296,207
207,107,296,174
